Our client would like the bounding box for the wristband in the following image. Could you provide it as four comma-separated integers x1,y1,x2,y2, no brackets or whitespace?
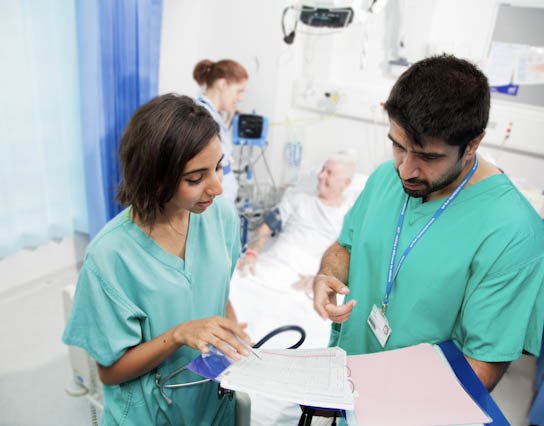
245,249,258,257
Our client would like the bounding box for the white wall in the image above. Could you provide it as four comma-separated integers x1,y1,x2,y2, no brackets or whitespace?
159,0,395,180
159,0,289,119
159,0,296,180
159,0,544,191
0,233,88,297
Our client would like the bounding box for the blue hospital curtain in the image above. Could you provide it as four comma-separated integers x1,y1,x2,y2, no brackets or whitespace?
0,1,87,258
76,0,163,237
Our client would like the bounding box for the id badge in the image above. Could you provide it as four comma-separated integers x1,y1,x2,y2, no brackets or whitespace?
367,304,392,348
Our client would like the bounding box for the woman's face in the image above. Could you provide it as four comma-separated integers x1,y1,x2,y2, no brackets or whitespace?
219,79,247,115
169,136,224,214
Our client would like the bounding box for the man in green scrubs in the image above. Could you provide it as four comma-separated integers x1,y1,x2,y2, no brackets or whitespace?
313,55,544,391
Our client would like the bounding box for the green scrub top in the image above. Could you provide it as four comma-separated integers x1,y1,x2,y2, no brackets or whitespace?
332,161,544,362
63,196,240,425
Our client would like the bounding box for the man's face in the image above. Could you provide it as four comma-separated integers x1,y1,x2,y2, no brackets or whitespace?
317,160,350,199
389,120,468,199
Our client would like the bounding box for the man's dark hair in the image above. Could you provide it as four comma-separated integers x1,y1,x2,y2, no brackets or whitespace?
384,54,490,155
117,94,219,226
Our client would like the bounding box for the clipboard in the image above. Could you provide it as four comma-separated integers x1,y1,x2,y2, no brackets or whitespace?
300,341,508,426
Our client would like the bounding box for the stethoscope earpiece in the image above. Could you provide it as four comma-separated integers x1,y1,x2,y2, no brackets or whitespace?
284,31,296,45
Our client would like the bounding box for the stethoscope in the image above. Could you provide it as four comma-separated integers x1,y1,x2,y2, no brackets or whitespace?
155,325,306,404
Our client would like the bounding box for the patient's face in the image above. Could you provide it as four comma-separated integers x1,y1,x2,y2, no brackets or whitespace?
317,160,349,199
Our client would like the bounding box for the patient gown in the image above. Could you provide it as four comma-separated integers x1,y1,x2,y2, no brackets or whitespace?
266,192,349,285
63,197,240,425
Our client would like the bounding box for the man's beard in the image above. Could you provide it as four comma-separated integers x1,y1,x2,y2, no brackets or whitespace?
396,160,465,199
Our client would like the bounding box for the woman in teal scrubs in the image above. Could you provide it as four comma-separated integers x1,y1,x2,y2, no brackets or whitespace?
63,94,250,425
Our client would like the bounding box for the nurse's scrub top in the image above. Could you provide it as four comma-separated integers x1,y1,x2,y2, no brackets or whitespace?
63,196,240,425
332,161,544,362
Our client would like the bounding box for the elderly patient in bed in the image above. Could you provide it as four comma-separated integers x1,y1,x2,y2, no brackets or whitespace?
230,152,360,349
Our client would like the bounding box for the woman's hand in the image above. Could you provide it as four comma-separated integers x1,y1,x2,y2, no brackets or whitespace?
173,316,251,360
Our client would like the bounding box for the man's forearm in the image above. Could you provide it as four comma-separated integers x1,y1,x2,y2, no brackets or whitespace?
318,241,351,285
464,355,510,392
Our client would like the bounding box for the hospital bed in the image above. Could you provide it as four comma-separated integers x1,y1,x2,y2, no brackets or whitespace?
229,171,368,425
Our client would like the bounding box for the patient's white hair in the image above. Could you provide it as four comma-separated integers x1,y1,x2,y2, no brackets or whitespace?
328,150,357,180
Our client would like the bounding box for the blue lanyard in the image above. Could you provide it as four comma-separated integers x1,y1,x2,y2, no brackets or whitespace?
383,155,479,312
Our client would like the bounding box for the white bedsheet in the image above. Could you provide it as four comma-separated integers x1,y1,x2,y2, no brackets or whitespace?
230,224,339,425
230,252,333,425
229,174,367,425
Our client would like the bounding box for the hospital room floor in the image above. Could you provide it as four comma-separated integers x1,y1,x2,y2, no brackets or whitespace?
0,266,538,426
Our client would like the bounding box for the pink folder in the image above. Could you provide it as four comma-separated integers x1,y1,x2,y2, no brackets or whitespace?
347,343,491,425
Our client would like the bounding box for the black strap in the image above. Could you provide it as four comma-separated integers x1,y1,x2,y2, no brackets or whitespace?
298,407,315,426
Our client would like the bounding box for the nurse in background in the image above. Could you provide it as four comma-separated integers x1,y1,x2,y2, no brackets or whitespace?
193,59,248,203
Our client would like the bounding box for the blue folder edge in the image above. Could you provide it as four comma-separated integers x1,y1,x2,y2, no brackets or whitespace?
437,340,510,426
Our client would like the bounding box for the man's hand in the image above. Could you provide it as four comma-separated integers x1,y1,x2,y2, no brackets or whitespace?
313,274,356,322
237,250,258,275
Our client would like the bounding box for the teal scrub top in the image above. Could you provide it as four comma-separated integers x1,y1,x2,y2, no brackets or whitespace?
332,161,544,362
63,196,240,425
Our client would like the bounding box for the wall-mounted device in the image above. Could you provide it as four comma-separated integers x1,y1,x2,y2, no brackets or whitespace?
299,5,354,28
232,113,269,147
281,2,357,45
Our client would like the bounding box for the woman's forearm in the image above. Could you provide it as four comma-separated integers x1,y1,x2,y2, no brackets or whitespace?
97,328,180,386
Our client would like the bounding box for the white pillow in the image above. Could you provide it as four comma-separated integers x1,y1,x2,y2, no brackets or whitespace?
344,173,368,208
285,169,367,209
